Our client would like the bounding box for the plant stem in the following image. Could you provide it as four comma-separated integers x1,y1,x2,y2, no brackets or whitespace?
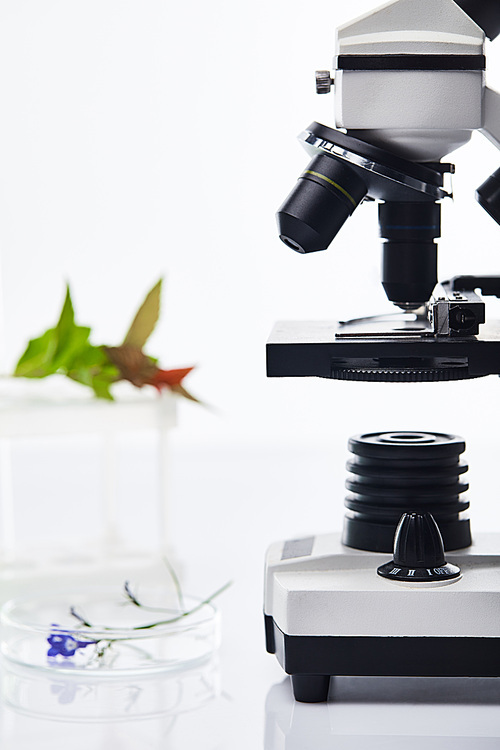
69,581,231,634
131,581,231,631
163,556,185,610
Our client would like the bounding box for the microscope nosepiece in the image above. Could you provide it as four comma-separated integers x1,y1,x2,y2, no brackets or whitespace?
276,153,367,254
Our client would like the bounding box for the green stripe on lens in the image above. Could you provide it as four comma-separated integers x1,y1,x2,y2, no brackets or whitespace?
304,170,357,208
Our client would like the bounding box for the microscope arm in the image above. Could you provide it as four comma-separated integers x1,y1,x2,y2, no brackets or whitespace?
472,87,500,226
480,86,500,150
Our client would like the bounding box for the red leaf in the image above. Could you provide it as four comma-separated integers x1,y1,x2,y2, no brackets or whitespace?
104,346,157,387
150,367,194,390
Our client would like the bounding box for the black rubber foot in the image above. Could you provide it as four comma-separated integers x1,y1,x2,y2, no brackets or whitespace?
291,674,331,703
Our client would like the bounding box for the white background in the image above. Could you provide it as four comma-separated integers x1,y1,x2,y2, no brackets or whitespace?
0,1,500,523
1,0,498,526
0,0,499,530
1,1,500,746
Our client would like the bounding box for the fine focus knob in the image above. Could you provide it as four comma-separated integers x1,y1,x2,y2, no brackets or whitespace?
377,512,461,583
315,70,333,94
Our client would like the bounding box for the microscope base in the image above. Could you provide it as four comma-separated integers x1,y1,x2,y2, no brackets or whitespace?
264,532,500,702
267,620,500,701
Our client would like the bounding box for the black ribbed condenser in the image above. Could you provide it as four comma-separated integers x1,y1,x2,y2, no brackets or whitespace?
342,431,472,553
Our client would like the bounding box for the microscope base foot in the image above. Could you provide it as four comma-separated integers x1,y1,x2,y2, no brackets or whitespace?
291,674,331,703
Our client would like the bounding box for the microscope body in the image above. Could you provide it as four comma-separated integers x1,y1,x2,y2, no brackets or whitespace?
265,0,500,702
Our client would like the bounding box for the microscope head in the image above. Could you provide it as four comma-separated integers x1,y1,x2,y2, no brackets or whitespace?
334,0,485,162
276,0,500,310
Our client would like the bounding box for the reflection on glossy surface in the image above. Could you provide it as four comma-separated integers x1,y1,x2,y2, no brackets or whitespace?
265,677,500,750
1,655,219,722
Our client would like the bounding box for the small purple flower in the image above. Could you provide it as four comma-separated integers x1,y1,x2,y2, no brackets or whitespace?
47,625,96,659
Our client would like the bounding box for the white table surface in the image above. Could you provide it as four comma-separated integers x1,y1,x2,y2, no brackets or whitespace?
1,438,499,748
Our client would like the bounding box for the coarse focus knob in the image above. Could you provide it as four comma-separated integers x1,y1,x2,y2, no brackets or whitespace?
377,512,461,583
315,70,333,94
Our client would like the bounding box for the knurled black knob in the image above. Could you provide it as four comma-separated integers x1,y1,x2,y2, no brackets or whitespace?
377,512,461,583
315,70,333,94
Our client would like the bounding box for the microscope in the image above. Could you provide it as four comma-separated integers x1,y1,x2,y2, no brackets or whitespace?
264,0,500,702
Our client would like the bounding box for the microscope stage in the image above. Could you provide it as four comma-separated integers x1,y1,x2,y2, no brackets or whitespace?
266,321,500,381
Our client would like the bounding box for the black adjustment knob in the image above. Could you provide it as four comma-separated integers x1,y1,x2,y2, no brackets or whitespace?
377,512,461,583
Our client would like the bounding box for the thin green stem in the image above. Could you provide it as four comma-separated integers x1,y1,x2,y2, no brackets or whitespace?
69,581,231,635
163,556,185,610
131,581,231,631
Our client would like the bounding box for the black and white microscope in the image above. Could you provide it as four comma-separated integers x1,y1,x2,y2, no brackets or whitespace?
264,0,500,702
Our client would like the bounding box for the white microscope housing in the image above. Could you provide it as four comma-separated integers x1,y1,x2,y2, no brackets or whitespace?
333,0,500,160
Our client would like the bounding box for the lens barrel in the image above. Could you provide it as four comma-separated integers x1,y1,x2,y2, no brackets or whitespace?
276,153,367,254
342,431,472,553
379,201,440,307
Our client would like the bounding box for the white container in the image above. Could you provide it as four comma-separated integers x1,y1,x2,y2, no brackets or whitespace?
0,376,177,596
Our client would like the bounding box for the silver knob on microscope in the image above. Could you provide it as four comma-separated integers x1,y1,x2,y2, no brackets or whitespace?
315,70,333,94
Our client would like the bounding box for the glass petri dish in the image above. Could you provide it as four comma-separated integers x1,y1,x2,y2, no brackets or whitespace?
1,655,220,722
0,589,220,677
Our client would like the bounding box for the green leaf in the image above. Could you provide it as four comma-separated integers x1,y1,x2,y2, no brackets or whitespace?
55,286,76,348
67,344,120,400
15,285,92,377
90,376,115,400
13,279,196,404
14,328,59,378
54,326,91,370
15,288,120,401
52,285,91,369
123,279,162,349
